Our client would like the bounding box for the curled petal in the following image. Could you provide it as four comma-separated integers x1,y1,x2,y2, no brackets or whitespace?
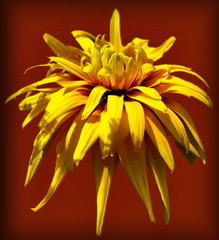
146,36,176,62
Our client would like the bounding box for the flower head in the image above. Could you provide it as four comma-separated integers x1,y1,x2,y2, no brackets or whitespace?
7,9,212,236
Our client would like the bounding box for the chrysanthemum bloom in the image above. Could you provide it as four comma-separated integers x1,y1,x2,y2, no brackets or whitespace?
7,9,212,236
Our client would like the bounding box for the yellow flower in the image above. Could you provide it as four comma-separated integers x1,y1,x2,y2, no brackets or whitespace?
7,9,212,236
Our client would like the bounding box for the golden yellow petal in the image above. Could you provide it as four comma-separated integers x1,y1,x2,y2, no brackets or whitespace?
39,89,87,128
165,98,204,153
110,9,122,52
92,141,119,236
5,75,62,103
108,53,124,90
43,33,72,57
31,133,70,211
118,138,155,222
130,86,161,100
110,109,129,156
73,108,101,165
154,108,189,151
72,30,95,53
19,92,46,111
144,108,174,171
146,36,176,62
146,140,170,223
82,85,108,119
156,83,212,108
25,111,75,185
125,101,145,150
49,56,87,81
129,91,167,113
154,64,209,88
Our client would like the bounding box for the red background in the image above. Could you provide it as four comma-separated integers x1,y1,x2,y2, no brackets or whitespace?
1,0,218,239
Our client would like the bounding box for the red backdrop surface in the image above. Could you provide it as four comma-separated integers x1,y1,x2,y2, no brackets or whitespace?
1,0,218,239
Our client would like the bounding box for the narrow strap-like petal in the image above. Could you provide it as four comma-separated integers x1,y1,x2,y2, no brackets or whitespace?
146,140,170,223
144,108,174,171
110,9,122,52
125,100,145,151
92,142,119,236
118,137,155,222
31,132,70,211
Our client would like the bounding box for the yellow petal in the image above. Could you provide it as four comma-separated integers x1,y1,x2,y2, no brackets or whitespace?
99,95,124,158
130,86,161,100
146,140,170,223
19,92,46,111
5,75,62,103
73,108,101,165
141,63,155,80
155,64,209,88
108,53,124,90
118,138,155,222
124,57,137,89
25,111,75,185
125,101,145,150
44,33,66,56
82,85,108,119
154,108,189,151
65,110,85,170
165,98,204,154
146,36,176,62
72,30,95,53
110,109,129,156
129,90,167,113
92,141,119,236
39,88,87,128
110,9,122,52
49,56,87,80
31,133,70,211
156,83,212,108
90,47,101,72
144,108,174,171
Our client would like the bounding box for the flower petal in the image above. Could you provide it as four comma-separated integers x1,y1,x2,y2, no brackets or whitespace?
110,109,129,156
146,140,170,223
44,33,68,56
165,98,205,157
146,36,176,62
92,141,119,236
110,9,122,52
31,132,70,211
118,138,155,222
154,108,189,151
155,64,209,88
73,108,101,165
82,85,108,119
5,75,63,103
156,83,212,108
49,56,87,80
39,88,87,128
19,92,46,111
99,95,124,158
130,86,161,100
25,111,74,185
129,90,167,113
144,108,174,171
125,100,145,150
72,30,95,53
